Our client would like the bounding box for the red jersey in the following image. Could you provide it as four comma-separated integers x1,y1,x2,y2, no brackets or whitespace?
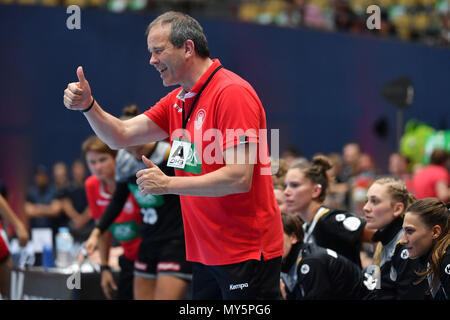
144,59,284,265
0,220,9,261
411,165,450,199
85,175,142,261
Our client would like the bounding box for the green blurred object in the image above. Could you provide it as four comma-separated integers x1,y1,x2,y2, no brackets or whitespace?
423,130,450,164
107,0,127,12
436,0,450,14
128,0,146,11
400,119,435,168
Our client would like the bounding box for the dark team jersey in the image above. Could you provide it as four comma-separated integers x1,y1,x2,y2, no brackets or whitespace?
369,217,427,300
97,142,184,245
435,246,450,300
281,242,372,300
421,244,450,300
303,206,366,267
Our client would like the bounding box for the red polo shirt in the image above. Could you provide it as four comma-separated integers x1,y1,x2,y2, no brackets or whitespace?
144,59,283,265
412,165,450,199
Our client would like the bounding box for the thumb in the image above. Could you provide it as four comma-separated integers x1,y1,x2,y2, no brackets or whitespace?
142,155,156,168
77,66,87,85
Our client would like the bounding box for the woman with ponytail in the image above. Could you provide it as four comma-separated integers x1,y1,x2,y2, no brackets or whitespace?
363,177,427,299
401,198,450,299
284,155,375,267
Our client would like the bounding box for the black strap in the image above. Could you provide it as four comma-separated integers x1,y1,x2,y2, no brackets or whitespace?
182,65,223,131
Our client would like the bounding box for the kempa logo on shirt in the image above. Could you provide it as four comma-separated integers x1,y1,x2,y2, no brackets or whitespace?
229,283,248,291
173,103,182,113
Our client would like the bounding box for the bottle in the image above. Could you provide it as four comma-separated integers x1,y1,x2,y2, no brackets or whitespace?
42,244,55,269
55,227,74,268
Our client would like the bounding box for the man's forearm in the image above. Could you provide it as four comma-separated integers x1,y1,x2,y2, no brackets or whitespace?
167,165,253,197
83,101,129,149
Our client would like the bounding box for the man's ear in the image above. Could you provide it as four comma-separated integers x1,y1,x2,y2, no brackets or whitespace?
184,40,195,58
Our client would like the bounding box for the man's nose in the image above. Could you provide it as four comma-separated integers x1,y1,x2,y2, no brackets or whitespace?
150,53,158,65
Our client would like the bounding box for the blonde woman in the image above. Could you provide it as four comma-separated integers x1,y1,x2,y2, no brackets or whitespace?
363,177,427,299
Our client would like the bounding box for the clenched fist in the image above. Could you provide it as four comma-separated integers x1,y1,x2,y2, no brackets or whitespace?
63,66,93,111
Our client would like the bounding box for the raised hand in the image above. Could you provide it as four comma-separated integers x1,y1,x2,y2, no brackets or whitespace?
63,66,93,111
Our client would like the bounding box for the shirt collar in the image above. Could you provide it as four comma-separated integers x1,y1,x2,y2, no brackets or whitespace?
281,242,302,273
372,216,404,245
176,58,222,101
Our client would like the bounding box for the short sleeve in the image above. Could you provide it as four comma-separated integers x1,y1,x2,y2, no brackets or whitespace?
143,91,176,136
215,84,261,151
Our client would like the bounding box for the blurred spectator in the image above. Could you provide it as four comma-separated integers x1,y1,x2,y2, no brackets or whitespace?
348,153,376,217
281,145,303,167
52,161,70,195
275,0,328,29
388,152,412,189
340,142,361,183
61,159,94,244
333,0,359,33
24,165,62,239
274,184,287,214
324,152,347,210
238,0,263,22
3,0,450,47
411,149,450,202
52,161,71,230
272,158,289,186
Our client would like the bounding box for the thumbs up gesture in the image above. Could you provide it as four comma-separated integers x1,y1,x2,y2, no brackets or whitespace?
63,66,93,111
136,155,170,195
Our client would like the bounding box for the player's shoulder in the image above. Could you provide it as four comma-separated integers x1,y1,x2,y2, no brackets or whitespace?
302,243,335,263
151,141,171,165
320,207,364,232
85,175,99,188
115,149,140,180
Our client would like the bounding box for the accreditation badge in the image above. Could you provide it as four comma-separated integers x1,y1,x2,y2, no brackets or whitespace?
167,138,202,173
167,139,191,169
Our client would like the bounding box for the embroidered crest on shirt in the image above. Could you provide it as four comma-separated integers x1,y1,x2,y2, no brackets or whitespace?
194,109,206,130
445,264,450,275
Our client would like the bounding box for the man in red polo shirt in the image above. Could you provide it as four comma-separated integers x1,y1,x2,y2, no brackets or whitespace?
63,11,283,300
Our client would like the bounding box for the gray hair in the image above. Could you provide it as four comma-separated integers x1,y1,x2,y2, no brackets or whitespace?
146,11,210,58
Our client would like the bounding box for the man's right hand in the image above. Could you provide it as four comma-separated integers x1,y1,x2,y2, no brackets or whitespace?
63,66,93,111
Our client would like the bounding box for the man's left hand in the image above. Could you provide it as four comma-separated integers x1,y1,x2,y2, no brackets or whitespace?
136,156,170,195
